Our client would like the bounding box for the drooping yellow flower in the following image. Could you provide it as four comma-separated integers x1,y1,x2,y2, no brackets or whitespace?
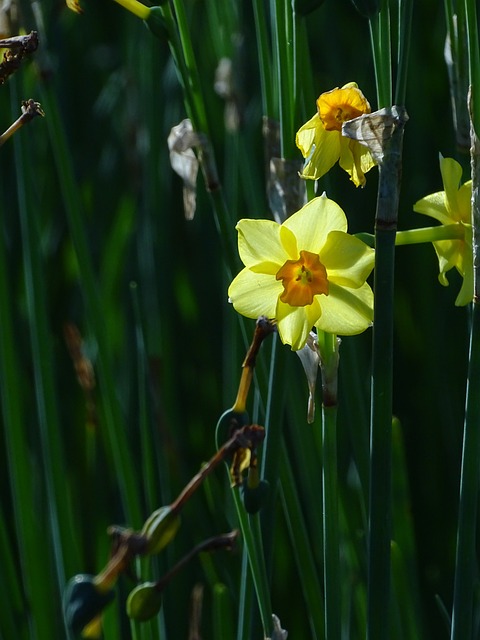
66,0,83,14
228,196,375,350
413,155,473,306
296,82,376,187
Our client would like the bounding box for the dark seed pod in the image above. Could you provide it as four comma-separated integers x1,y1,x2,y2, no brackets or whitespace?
243,480,270,514
63,574,115,635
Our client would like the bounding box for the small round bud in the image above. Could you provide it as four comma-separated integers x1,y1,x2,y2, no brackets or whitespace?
126,582,163,621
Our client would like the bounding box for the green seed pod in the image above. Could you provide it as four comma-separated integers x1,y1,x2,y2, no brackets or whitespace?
63,574,115,635
215,408,249,451
145,7,168,40
242,479,270,514
350,0,380,18
141,506,181,556
126,582,163,622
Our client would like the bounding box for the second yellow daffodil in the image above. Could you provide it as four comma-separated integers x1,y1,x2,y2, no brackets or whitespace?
228,195,375,351
413,155,473,306
296,82,376,187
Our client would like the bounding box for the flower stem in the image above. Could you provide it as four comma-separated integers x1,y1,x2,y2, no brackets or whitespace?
317,331,341,640
270,0,296,158
451,3,480,636
322,403,340,640
367,108,407,640
395,0,413,105
356,223,466,248
369,0,392,108
450,307,480,640
112,0,150,20
231,489,273,637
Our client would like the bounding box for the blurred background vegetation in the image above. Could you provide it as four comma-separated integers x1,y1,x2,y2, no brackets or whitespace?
0,0,474,638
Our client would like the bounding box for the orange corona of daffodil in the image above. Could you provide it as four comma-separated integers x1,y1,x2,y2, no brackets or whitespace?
296,82,376,187
413,155,473,306
228,196,375,350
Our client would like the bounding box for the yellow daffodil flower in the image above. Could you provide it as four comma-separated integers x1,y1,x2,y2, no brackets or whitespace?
228,195,375,350
296,82,376,187
413,155,473,306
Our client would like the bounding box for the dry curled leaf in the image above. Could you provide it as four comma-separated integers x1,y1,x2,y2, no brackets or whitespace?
168,119,203,220
342,106,409,165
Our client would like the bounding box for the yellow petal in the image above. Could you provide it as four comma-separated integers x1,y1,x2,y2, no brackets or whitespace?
455,249,474,306
283,196,347,254
413,191,453,225
320,231,375,286
338,137,375,187
432,223,473,306
236,219,290,270
457,181,473,224
276,299,322,350
314,281,374,335
296,114,341,181
439,155,463,218
228,268,281,319
432,239,458,283
295,113,319,158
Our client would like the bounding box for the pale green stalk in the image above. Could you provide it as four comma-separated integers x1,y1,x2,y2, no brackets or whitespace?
316,331,341,640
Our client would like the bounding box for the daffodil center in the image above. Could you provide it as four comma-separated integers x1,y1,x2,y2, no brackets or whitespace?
317,85,371,132
276,250,329,307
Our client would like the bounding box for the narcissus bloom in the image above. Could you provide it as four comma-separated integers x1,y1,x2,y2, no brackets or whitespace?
228,196,375,350
296,82,376,187
413,155,473,306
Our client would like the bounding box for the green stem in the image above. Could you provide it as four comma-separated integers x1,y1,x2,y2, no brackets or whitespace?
271,0,295,157
322,403,341,640
369,0,392,108
315,330,341,640
232,489,273,636
167,0,209,135
279,443,325,640
451,5,480,635
368,229,395,640
367,110,407,640
450,306,480,640
465,0,480,129
395,0,413,105
252,0,274,117
356,223,466,248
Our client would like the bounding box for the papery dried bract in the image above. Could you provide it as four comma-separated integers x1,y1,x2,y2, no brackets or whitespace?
295,332,320,423
342,106,409,165
168,119,201,220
